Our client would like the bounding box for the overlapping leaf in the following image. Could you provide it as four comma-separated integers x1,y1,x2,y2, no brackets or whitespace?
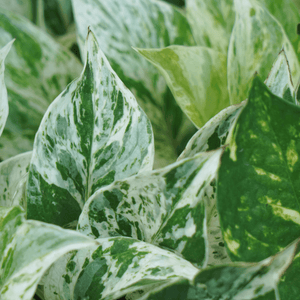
26,30,154,228
78,149,223,267
0,10,82,161
228,0,300,105
72,0,196,167
218,75,300,262
133,237,300,300
0,40,12,137
185,0,235,54
0,151,31,207
0,0,33,21
43,236,199,300
136,46,229,129
0,205,98,300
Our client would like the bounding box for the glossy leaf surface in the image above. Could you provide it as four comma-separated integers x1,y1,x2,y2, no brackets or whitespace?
228,0,300,105
138,238,300,300
0,206,97,300
0,40,12,137
0,10,82,161
136,46,229,129
26,31,154,228
43,236,199,300
78,149,223,267
185,0,235,53
218,76,300,262
72,0,195,167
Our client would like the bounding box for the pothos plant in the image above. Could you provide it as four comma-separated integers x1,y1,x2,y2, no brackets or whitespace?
1,0,300,299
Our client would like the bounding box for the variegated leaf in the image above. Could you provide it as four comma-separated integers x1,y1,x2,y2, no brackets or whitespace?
261,0,300,62
26,30,154,228
136,46,229,129
78,149,223,267
0,40,13,138
0,9,82,161
265,48,295,104
0,205,98,300
185,0,235,54
43,236,199,300
218,75,300,262
0,151,31,207
72,0,196,168
139,238,300,300
228,0,300,105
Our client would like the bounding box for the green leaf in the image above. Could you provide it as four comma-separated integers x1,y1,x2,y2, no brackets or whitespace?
140,237,300,300
0,205,98,300
78,149,223,267
261,0,300,62
71,0,195,168
136,46,229,129
26,30,154,228
0,151,31,207
228,0,300,105
265,48,295,104
217,75,300,262
0,40,13,138
43,236,199,300
0,0,33,20
0,10,82,161
185,0,235,53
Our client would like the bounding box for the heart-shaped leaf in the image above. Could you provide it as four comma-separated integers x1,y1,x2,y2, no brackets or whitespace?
78,149,223,267
71,0,196,168
218,75,300,262
136,46,229,129
26,30,154,228
43,236,199,300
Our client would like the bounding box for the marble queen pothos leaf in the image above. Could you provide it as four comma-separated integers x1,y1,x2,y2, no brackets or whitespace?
136,46,229,129
217,75,300,262
139,237,300,300
0,205,98,300
0,10,82,161
77,148,223,268
175,49,296,267
185,0,235,54
0,151,32,207
71,0,195,168
43,236,199,300
228,0,300,105
0,40,13,137
26,30,154,228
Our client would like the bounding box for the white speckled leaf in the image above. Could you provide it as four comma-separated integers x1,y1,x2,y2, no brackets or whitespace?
72,0,195,168
0,151,31,207
185,0,235,53
26,30,154,228
0,9,82,161
140,237,300,300
228,0,300,104
136,46,229,129
0,205,98,300
0,40,13,137
218,76,300,262
43,236,199,300
78,149,223,268
265,48,295,105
